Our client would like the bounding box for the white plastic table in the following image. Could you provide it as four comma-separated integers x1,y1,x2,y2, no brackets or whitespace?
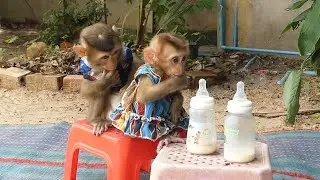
150,140,272,180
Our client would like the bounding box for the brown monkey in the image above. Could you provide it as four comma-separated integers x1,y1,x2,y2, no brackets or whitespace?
76,23,134,136
110,33,191,153
141,33,190,125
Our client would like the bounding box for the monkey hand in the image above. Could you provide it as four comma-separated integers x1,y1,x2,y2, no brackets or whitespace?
170,93,183,125
119,86,127,95
101,70,121,86
171,75,191,90
156,135,186,153
91,118,113,136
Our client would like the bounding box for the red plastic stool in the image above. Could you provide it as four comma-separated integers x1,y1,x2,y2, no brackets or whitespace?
63,119,159,180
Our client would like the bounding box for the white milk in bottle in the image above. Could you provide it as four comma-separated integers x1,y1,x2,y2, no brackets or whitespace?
186,79,216,155
224,81,256,163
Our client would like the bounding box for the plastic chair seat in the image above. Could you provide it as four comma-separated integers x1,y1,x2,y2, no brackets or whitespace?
63,119,159,180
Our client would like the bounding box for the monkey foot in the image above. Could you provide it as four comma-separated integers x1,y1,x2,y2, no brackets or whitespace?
156,136,186,154
92,120,112,136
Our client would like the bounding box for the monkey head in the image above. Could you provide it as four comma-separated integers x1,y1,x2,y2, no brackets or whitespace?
143,33,189,77
77,23,122,72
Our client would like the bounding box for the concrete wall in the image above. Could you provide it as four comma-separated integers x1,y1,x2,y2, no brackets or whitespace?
0,0,153,32
223,0,309,52
187,9,217,31
0,0,307,52
0,0,215,33
0,0,55,22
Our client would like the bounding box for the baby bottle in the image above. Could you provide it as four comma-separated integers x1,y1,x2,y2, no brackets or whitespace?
224,81,256,163
186,79,216,155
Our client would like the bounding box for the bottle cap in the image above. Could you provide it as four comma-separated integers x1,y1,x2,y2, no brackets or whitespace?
190,79,214,110
227,81,253,114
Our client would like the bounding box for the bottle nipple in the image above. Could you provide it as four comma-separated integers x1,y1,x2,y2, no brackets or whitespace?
196,79,209,96
233,81,247,101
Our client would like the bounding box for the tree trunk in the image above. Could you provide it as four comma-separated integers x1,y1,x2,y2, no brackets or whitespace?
104,0,108,24
135,0,149,47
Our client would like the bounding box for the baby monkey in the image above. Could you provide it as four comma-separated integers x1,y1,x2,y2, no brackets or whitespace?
142,33,191,123
111,33,191,153
77,23,133,136
142,33,191,151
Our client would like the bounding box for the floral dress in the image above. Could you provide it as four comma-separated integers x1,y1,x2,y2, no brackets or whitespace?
110,64,189,141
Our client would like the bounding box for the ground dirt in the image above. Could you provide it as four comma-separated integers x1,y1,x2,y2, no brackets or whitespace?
0,71,319,133
0,28,319,133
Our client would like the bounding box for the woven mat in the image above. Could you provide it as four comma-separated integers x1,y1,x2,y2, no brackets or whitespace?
0,122,319,180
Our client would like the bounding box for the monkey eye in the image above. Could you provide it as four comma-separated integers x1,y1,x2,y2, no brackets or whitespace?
172,57,179,64
182,56,187,62
102,55,109,60
113,50,120,55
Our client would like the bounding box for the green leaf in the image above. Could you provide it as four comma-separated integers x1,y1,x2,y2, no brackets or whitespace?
171,26,179,33
283,70,302,125
192,32,201,36
4,35,19,44
156,0,166,5
158,0,187,25
196,0,215,9
281,8,311,36
310,39,320,67
281,22,296,35
286,0,308,11
293,8,311,22
311,113,320,119
298,0,320,55
157,0,193,33
281,22,300,36
182,32,188,37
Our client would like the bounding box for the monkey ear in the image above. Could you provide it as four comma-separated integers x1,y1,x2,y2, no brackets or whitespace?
73,45,87,57
143,47,156,65
112,25,121,34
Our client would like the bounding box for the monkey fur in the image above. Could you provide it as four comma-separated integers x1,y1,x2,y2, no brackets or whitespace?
137,33,191,151
78,23,133,136
138,33,191,124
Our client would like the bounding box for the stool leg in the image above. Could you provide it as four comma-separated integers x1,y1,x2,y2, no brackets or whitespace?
64,148,80,180
141,160,153,172
108,160,141,180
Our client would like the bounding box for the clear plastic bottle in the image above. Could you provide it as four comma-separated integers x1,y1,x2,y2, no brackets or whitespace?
224,81,256,163
186,79,216,155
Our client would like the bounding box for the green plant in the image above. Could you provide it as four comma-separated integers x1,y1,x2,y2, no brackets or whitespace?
4,35,19,44
311,113,320,119
74,0,109,30
125,0,215,48
154,0,214,34
0,48,8,60
40,0,110,46
40,7,74,45
43,45,62,59
120,31,136,47
281,0,320,124
188,32,204,43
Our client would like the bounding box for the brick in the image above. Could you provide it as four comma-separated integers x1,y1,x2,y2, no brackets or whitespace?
62,75,83,93
0,67,32,89
25,73,66,91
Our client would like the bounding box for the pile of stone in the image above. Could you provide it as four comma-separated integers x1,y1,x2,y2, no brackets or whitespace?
2,42,80,75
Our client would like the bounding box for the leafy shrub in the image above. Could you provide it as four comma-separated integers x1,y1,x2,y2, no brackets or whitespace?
40,0,110,46
153,0,214,35
125,0,215,48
